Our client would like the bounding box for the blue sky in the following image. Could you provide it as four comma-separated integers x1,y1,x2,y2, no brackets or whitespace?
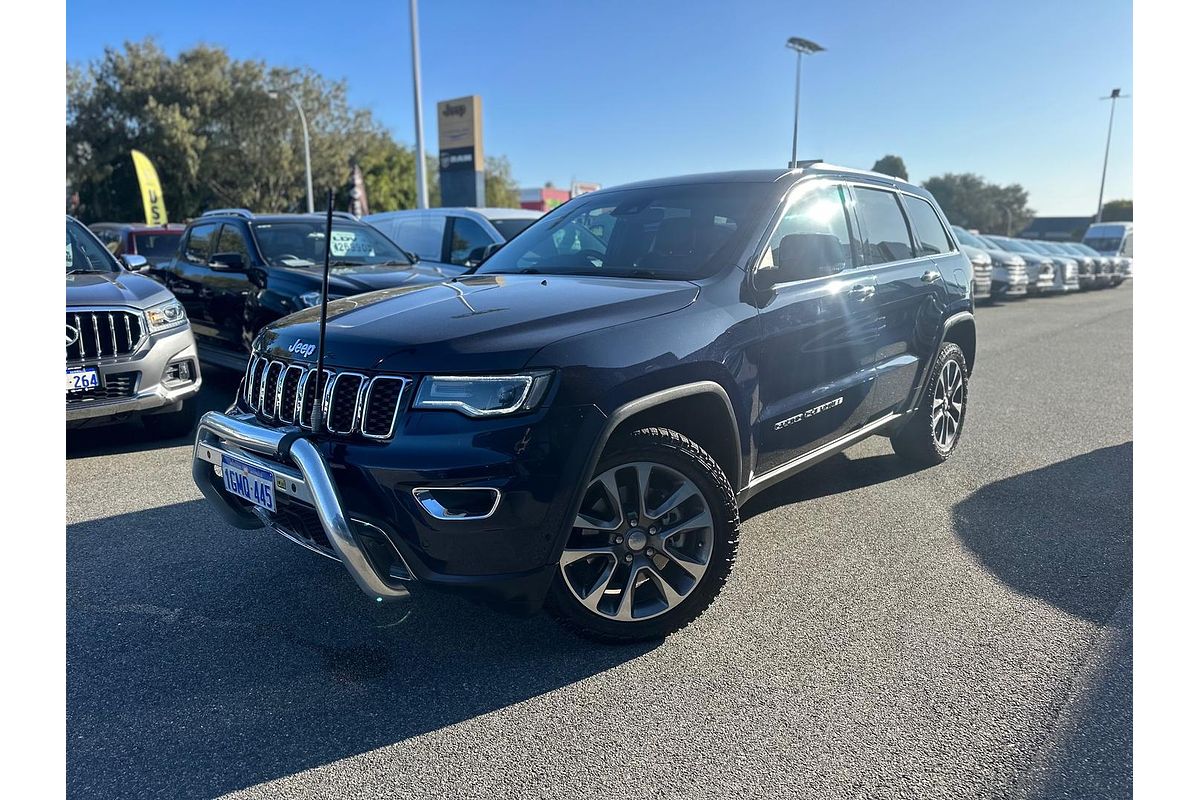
66,0,1132,215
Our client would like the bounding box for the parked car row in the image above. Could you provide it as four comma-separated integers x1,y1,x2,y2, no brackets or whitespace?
950,225,1129,302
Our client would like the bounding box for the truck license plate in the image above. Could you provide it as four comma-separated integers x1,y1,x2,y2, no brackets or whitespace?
221,454,277,512
66,368,100,393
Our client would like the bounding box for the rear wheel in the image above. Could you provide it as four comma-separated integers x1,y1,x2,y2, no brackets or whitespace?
547,427,739,643
890,342,968,467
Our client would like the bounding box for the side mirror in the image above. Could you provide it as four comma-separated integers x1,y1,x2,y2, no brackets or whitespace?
464,242,503,268
210,252,246,271
403,249,420,263
121,253,149,272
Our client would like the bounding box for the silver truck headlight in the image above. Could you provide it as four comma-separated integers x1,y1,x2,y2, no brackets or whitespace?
414,372,553,417
145,299,188,332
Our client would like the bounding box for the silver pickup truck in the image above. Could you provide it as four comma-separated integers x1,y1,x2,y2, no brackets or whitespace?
66,216,202,437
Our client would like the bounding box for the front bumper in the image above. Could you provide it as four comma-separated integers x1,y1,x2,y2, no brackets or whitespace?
192,402,603,613
66,325,202,424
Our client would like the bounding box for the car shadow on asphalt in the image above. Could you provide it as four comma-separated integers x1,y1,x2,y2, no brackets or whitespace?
952,442,1132,798
66,367,242,460
740,450,927,521
67,500,655,799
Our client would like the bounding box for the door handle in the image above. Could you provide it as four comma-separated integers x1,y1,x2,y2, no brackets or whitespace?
847,283,876,300
921,270,941,283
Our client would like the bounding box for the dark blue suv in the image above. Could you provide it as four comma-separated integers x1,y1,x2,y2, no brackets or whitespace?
191,165,976,642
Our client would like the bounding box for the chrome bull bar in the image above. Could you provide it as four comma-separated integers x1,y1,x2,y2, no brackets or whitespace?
192,410,410,601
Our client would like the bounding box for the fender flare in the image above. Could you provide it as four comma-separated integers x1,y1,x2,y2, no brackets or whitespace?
586,380,742,495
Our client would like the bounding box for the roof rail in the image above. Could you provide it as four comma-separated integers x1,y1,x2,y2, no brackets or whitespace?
201,208,253,218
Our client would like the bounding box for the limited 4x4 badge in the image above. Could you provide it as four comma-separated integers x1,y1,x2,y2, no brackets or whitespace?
775,396,844,431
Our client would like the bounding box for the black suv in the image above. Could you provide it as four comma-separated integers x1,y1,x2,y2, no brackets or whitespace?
192,165,976,642
156,210,447,370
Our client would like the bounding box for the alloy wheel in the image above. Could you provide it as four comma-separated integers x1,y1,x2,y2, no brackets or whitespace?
931,359,965,449
560,461,714,622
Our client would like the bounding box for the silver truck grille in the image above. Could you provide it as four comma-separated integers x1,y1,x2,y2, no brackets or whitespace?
66,310,145,362
243,355,410,439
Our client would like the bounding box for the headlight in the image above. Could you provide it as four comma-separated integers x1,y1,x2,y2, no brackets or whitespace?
414,372,553,417
145,299,188,331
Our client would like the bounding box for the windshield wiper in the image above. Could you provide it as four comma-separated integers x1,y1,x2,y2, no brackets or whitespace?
67,268,112,275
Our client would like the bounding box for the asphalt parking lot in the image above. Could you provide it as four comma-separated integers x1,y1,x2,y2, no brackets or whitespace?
66,286,1132,800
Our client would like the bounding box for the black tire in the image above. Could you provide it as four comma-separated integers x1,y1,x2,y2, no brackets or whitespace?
547,427,739,644
890,342,968,467
142,397,197,440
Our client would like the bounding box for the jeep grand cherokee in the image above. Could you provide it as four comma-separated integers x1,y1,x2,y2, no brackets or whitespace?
191,164,976,642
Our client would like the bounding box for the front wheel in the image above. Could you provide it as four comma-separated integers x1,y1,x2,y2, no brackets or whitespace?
890,342,968,467
547,427,739,644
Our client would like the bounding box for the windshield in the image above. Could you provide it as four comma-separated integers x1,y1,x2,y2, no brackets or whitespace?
475,182,775,280
1022,240,1053,255
1083,236,1122,254
489,217,537,241
132,231,182,258
951,227,988,250
251,221,412,268
66,218,119,273
985,235,1032,254
1072,243,1102,257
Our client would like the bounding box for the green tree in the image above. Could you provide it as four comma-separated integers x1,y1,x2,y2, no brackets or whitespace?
484,155,520,208
922,172,1034,235
871,154,908,181
67,39,525,222
1101,199,1132,222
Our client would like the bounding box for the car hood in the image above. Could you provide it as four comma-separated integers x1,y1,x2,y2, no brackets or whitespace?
256,273,700,373
66,271,173,308
278,262,449,294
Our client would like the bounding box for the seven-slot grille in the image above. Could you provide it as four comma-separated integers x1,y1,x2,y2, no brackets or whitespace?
67,310,145,362
243,355,410,439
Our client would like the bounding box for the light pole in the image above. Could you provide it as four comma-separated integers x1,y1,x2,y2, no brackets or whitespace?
269,89,314,214
1095,88,1129,223
786,36,824,169
409,0,429,209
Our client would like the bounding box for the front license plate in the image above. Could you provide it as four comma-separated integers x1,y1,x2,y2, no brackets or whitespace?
66,368,100,393
221,454,277,512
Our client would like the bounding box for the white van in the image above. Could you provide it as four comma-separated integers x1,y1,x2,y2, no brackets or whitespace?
1082,222,1132,258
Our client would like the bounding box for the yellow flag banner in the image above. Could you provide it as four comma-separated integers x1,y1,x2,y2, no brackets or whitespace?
130,150,168,225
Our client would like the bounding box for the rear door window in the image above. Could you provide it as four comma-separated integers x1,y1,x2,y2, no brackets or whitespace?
854,188,916,265
901,195,955,256
184,223,217,264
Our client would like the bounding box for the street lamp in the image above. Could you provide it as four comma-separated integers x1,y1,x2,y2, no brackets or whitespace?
786,36,824,169
1095,88,1129,223
268,89,315,214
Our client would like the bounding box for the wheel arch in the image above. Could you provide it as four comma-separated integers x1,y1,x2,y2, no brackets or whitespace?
942,311,977,374
596,382,743,494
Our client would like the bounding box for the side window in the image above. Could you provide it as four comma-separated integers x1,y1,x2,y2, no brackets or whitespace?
389,215,444,261
448,217,494,265
759,183,855,282
184,223,217,264
1121,232,1133,257
855,188,915,265
901,195,954,256
215,224,251,260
